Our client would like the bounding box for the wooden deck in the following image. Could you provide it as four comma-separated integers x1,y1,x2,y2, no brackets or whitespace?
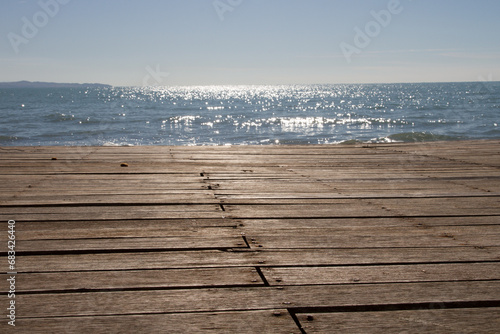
1,140,500,333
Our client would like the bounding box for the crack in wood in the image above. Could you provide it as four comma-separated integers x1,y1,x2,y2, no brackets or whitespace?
290,300,500,314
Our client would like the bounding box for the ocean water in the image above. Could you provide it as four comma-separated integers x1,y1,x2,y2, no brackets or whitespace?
1,82,499,146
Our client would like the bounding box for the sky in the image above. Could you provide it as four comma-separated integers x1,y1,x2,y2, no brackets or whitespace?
1,0,500,86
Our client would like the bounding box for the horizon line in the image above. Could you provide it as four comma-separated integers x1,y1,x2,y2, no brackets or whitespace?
1,79,499,88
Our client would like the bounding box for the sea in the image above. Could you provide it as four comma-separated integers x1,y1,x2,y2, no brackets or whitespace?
1,82,499,146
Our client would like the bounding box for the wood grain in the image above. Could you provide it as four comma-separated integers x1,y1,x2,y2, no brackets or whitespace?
1,140,499,333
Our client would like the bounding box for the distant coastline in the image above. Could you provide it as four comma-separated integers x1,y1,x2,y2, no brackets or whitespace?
0,81,112,88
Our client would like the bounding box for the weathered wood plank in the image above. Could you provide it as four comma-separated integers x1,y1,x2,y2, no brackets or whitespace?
0,194,218,206
0,267,263,293
15,281,500,317
12,247,500,273
224,203,388,219
373,141,500,167
0,166,213,175
215,188,497,198
0,205,221,214
246,225,500,249
296,308,500,333
218,196,500,204
6,310,301,334
235,216,500,229
369,197,500,216
285,168,500,179
223,196,500,218
12,235,246,253
3,216,497,245
0,204,224,221
0,219,238,240
262,263,500,285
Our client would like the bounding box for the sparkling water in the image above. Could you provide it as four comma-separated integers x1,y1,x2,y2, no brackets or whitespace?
1,82,499,146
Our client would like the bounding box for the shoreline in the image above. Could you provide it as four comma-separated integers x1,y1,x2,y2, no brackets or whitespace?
1,137,499,148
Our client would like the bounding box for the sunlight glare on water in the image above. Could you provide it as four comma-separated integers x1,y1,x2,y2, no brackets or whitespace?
1,83,499,146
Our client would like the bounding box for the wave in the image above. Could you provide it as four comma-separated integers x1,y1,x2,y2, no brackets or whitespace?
45,112,75,122
381,132,467,143
0,135,21,142
2,83,499,146
338,139,365,145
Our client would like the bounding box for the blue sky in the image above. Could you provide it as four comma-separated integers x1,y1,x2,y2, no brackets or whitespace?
1,0,499,86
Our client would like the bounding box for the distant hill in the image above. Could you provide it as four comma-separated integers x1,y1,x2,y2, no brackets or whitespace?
0,81,112,88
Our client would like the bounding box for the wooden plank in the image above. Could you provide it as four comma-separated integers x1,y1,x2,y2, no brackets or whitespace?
234,216,500,229
15,281,500,317
3,191,499,204
215,187,498,198
245,225,500,249
223,197,500,218
5,157,471,168
373,141,500,167
459,179,500,193
0,212,226,221
0,178,208,187
369,197,500,216
0,182,210,191
0,204,225,221
0,194,218,206
262,263,500,285
0,219,238,240
0,166,213,175
224,203,388,219
0,267,263,293
7,310,301,334
285,168,500,179
0,173,205,180
12,247,500,273
9,216,493,245
297,308,500,333
219,196,500,204
12,235,246,253
0,205,222,215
